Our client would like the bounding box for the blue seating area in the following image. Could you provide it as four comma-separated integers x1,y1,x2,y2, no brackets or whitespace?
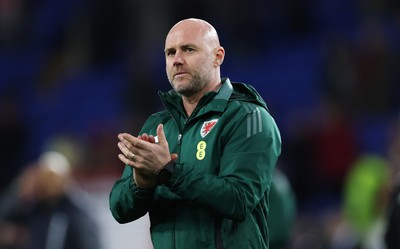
1,1,399,247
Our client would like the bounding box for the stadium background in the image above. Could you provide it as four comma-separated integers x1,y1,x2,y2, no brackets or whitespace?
1,0,400,248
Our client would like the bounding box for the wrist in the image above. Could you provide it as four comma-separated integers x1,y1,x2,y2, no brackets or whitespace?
134,178,157,189
133,169,157,188
157,160,175,186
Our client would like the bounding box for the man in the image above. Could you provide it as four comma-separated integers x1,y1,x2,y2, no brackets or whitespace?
268,169,296,249
0,151,102,249
109,18,281,249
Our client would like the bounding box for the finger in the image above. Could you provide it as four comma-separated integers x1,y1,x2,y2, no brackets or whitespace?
118,147,140,165
117,141,129,155
118,142,135,160
170,153,178,162
148,135,156,144
156,124,167,145
140,133,150,142
119,133,143,150
118,133,134,142
118,153,128,164
118,153,136,166
118,133,133,150
123,133,151,150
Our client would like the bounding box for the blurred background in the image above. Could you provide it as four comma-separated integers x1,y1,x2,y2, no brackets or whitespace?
0,0,400,248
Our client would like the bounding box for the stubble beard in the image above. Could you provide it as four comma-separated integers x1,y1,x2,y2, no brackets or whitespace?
169,72,208,98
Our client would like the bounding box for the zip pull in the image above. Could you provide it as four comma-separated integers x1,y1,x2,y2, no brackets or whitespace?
177,134,182,145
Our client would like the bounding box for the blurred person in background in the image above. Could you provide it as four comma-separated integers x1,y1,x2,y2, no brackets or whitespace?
329,155,391,249
0,150,102,249
109,18,281,249
268,169,297,249
384,116,400,249
385,173,400,249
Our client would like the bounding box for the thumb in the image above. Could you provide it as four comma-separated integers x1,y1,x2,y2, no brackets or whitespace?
156,123,167,144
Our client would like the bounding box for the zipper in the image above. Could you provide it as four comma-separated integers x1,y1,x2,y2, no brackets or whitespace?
177,134,182,145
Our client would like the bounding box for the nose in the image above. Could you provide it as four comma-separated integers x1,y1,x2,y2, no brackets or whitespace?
172,51,184,67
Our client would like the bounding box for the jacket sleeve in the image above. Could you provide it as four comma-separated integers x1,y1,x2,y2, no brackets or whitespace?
109,114,167,224
109,165,155,223
167,106,282,221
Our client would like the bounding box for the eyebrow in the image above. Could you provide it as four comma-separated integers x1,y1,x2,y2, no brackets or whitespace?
165,44,197,53
164,48,175,54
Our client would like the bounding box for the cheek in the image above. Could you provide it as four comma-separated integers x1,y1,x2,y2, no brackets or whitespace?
165,68,173,81
165,57,174,68
196,59,213,74
197,56,213,69
165,61,173,74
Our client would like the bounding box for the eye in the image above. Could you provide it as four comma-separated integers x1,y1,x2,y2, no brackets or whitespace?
184,47,194,53
166,49,176,57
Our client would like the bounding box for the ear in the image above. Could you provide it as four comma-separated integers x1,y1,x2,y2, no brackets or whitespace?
214,46,225,67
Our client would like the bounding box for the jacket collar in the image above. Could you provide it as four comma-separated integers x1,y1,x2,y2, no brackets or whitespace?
214,77,233,101
159,78,233,118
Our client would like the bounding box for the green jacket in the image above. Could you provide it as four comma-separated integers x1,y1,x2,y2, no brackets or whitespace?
109,78,281,249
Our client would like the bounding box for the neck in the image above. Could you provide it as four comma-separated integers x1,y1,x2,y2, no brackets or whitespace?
182,81,221,117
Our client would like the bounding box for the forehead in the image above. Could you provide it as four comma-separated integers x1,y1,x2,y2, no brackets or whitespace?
165,22,206,49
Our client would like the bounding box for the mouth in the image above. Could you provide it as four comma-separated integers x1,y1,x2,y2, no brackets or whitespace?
174,72,188,78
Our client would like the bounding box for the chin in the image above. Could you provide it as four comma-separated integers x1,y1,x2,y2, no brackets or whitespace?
172,80,188,90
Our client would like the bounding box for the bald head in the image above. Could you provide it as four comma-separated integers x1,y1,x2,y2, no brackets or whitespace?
166,18,221,50
164,18,225,102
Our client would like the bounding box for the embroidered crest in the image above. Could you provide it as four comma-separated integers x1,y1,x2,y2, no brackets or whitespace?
200,119,218,138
